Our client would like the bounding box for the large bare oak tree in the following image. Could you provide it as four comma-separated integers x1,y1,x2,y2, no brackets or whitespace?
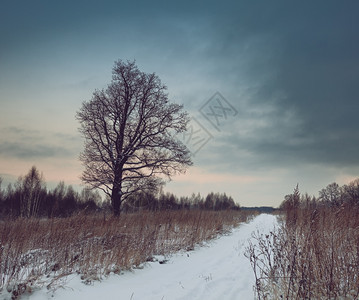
76,60,192,215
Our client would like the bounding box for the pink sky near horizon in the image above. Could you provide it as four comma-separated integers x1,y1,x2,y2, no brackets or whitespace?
1,152,358,208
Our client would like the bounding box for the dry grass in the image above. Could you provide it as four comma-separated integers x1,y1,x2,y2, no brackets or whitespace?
246,205,359,299
0,209,250,298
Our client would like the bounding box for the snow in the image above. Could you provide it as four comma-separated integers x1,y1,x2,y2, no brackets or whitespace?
18,214,278,300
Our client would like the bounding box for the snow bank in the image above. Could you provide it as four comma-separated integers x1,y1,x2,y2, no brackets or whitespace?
23,214,277,300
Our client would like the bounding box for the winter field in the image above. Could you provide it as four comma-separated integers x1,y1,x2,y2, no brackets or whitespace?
4,188,359,300
0,210,268,300
22,214,275,300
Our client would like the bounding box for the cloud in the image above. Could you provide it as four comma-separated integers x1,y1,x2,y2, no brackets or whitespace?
0,141,72,160
0,127,81,160
177,1,359,173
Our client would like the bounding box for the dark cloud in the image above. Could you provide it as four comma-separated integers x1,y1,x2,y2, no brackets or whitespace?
0,127,81,160
0,142,71,159
190,1,359,171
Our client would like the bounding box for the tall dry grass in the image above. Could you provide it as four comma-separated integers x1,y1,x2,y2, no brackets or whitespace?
246,204,359,299
0,210,249,298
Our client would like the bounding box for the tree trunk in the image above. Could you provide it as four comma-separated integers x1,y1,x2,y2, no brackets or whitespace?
112,183,122,217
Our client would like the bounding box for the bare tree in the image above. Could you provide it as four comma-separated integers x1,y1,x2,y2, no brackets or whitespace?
76,60,192,216
319,182,342,206
16,166,45,218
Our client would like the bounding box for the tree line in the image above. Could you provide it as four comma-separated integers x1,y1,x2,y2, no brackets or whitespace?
0,166,239,218
0,166,102,218
280,178,359,213
123,190,239,212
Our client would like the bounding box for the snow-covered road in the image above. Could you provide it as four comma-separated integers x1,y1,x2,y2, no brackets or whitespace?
30,214,277,300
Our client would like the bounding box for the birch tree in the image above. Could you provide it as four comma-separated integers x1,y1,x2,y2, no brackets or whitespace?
17,166,45,218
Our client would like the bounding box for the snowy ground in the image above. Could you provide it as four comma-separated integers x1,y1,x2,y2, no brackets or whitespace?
17,214,277,300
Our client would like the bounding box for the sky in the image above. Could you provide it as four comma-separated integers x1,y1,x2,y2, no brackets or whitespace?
1,1,359,207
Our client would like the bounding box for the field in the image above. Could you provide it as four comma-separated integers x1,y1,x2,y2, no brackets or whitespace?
3,185,359,299
0,210,251,299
